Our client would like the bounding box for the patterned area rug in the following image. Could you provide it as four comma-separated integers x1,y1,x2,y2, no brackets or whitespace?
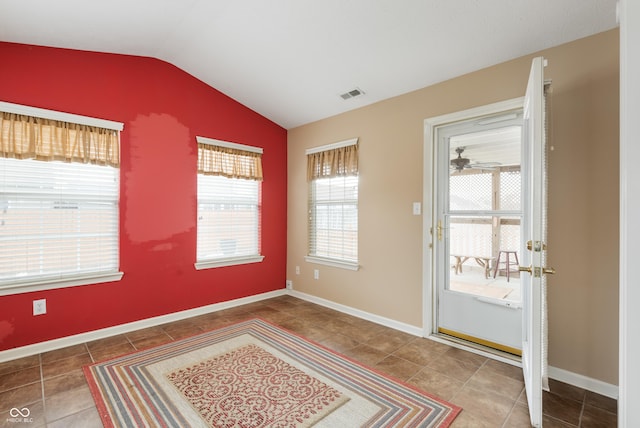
84,319,461,427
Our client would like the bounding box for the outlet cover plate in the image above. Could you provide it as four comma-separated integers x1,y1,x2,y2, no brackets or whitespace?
33,299,47,316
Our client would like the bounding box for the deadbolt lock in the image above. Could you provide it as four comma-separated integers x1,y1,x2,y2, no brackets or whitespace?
526,240,547,252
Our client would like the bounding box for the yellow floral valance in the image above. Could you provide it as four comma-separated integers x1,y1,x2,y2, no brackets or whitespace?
0,112,120,167
197,143,263,181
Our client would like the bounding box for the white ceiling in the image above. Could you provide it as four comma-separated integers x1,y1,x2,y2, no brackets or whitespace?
0,0,618,129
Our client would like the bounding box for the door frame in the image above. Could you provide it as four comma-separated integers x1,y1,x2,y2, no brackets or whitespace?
422,97,524,353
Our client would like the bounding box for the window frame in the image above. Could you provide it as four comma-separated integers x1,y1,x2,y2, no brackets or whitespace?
0,101,123,296
305,138,360,271
194,136,264,270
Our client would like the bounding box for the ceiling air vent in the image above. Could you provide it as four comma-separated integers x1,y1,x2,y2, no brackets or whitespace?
340,88,365,100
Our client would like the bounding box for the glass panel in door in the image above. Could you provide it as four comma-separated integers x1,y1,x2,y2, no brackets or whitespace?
446,129,522,304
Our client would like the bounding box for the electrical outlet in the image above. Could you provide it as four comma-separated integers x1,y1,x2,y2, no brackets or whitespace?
295,266,300,275
286,280,293,290
313,269,319,280
33,299,47,316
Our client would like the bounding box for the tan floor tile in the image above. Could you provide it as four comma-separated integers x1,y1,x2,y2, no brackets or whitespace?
580,404,617,427
162,323,204,340
125,325,165,342
47,406,102,428
542,391,583,426
373,355,421,381
130,332,173,350
0,400,45,428
393,337,452,366
365,329,415,354
89,341,136,362
342,344,388,366
0,381,42,413
451,385,515,426
41,354,92,379
41,344,88,365
584,390,617,413
443,347,488,367
543,414,578,427
322,317,357,336
450,408,495,427
44,383,95,423
0,366,41,393
548,378,586,402
503,402,532,427
0,355,40,377
214,306,252,318
482,358,524,382
466,364,524,400
408,367,464,401
278,319,330,342
276,318,308,334
318,332,360,354
86,334,130,353
249,309,293,324
427,353,481,383
43,370,87,397
333,322,382,342
262,299,297,311
220,311,256,324
246,304,280,316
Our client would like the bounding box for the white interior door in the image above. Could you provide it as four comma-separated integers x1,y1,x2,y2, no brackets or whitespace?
520,56,551,428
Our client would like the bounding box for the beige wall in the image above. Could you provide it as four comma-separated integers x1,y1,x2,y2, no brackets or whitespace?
287,29,619,385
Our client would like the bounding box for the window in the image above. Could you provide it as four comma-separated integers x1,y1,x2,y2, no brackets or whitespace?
0,101,123,295
305,138,359,270
195,136,263,269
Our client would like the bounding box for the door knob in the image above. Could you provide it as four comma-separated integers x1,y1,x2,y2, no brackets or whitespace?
518,265,532,274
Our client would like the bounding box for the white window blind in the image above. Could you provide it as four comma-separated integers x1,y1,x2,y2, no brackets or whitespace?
197,175,261,264
195,137,263,268
308,175,358,265
0,158,119,286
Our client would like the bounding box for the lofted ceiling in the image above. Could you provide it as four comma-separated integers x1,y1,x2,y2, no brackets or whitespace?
0,0,618,129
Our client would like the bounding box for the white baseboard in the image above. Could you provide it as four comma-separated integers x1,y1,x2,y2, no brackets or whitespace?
287,290,424,336
0,287,619,400
0,289,286,364
548,366,618,399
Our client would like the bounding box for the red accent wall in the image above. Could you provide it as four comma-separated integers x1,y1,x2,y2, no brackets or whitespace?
0,42,287,351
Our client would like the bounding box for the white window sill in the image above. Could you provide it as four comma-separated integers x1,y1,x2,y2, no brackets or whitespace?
305,256,360,271
0,272,124,297
195,255,265,270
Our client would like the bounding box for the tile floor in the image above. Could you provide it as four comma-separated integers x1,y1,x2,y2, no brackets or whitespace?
0,295,617,427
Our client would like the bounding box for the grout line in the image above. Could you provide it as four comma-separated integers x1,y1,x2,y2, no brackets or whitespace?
38,353,46,425
501,399,521,428
84,342,95,364
577,399,586,427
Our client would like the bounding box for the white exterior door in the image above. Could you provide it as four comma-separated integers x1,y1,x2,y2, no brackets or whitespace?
520,56,552,428
434,114,525,353
425,56,550,427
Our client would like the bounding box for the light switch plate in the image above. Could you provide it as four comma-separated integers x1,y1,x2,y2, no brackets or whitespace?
413,202,422,215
